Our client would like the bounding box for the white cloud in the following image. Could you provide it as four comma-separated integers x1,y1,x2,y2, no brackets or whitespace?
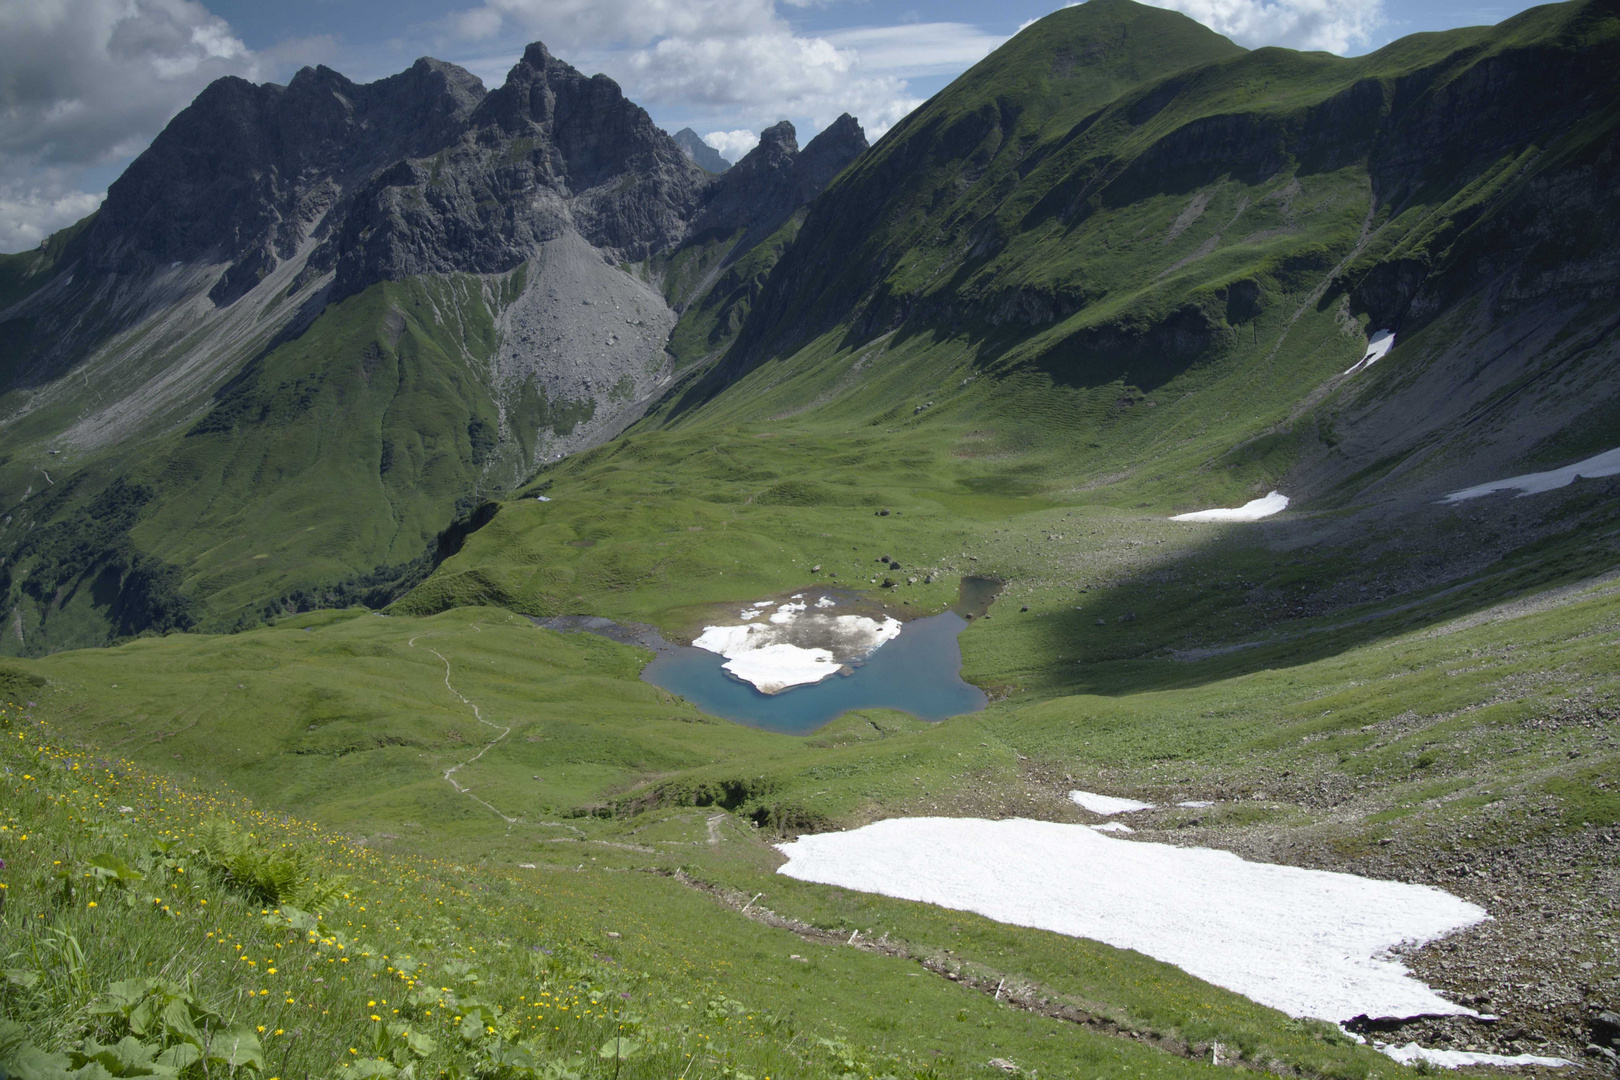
1147,0,1383,52
443,0,993,146
449,0,779,51
820,23,1008,77
0,0,265,251
0,185,105,253
1021,0,1382,53
702,129,762,163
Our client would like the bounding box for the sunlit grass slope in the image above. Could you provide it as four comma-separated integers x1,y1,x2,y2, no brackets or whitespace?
1,695,1427,1080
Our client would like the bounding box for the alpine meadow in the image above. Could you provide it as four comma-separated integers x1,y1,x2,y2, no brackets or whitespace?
1,2,1618,1079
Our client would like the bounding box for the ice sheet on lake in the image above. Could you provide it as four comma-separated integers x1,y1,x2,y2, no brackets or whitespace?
1442,446,1620,503
1344,330,1396,375
1070,790,1155,815
693,606,903,694
716,643,841,694
1172,491,1290,522
1379,1043,1572,1069
776,816,1487,1023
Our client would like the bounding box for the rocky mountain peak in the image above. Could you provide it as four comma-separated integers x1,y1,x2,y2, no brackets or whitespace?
674,128,730,173
690,115,867,241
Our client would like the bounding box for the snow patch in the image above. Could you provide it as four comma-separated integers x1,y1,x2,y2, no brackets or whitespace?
1442,446,1620,503
1178,800,1214,808
1344,329,1395,375
815,596,836,609
692,604,903,694
1070,790,1155,815
769,601,808,623
1172,491,1290,522
715,643,842,694
1378,1044,1572,1069
776,816,1487,1023
1091,822,1134,834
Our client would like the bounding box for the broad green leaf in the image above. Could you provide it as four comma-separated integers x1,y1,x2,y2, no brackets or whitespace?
597,1038,640,1061
201,1026,264,1071
86,854,143,883
2,1044,75,1080
152,1044,200,1072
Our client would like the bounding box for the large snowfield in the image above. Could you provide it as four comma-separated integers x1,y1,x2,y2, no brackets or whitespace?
776,816,1488,1024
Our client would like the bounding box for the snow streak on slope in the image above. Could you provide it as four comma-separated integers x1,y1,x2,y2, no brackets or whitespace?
1443,447,1620,502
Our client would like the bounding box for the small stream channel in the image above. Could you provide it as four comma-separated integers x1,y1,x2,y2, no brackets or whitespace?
534,577,999,735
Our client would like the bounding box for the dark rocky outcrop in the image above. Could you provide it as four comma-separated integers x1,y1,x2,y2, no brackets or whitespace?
88,58,487,287
691,117,868,243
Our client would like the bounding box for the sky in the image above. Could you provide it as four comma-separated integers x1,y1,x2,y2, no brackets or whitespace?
0,0,1552,253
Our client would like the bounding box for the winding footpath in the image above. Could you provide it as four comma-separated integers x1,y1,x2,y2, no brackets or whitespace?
408,625,520,826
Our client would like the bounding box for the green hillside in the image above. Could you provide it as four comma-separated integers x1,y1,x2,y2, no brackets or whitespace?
3,1,1619,1076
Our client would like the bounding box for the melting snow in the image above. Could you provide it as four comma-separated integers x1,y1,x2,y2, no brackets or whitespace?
776,816,1487,1023
1070,790,1156,815
1172,491,1290,522
1442,446,1620,503
1343,329,1396,375
693,605,902,694
1091,822,1134,834
816,596,837,609
1378,1044,1572,1069
1178,800,1215,808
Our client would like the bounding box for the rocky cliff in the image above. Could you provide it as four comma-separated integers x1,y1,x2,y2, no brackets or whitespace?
0,43,869,653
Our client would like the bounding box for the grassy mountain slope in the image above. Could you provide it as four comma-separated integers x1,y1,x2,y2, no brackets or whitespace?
6,535,1616,1073
0,271,535,656
656,0,1619,518
4,3,1620,1075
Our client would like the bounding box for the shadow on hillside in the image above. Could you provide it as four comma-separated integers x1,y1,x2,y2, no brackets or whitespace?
995,477,1620,702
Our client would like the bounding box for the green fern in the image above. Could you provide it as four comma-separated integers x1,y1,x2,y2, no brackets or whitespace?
193,818,348,913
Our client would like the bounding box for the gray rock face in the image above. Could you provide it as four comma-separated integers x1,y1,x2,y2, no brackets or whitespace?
690,116,867,243
88,58,488,302
321,42,710,302
2,40,869,471
673,128,730,174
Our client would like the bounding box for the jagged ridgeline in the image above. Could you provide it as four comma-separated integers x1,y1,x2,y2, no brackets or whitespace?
0,43,867,655
4,0,1619,656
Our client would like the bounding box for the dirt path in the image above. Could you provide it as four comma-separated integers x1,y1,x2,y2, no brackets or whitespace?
409,625,519,825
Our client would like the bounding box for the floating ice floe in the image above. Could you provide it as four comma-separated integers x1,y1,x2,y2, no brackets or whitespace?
693,605,903,694
776,816,1487,1023
1344,330,1396,376
1442,446,1620,503
1070,790,1156,815
1378,1044,1572,1069
1172,491,1290,522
